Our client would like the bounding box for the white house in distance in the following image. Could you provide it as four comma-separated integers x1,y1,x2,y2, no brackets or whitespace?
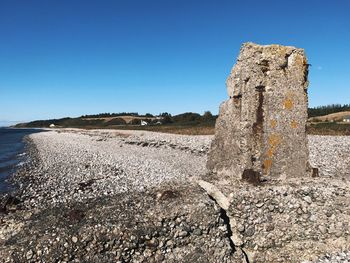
141,120,148,126
343,116,350,123
49,124,55,128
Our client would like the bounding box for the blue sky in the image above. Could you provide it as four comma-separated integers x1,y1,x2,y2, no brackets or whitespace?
0,0,349,124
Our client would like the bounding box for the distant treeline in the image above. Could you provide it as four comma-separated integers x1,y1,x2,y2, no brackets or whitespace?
15,117,107,128
15,111,218,128
308,104,350,118
164,111,216,125
81,112,154,118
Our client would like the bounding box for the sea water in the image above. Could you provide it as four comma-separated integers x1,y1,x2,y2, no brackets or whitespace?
0,128,42,193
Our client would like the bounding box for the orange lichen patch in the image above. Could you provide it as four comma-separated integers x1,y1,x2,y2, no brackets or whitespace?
270,119,277,128
284,98,294,110
266,148,274,158
291,120,298,129
268,134,282,148
263,159,273,174
264,133,282,174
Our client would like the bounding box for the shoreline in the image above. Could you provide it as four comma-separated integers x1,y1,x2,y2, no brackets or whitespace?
1,129,350,262
0,135,40,214
0,127,47,195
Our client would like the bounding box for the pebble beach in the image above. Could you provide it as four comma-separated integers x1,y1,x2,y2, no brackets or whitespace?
1,129,350,263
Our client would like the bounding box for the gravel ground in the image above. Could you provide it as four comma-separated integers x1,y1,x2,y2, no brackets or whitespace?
302,251,350,263
25,130,349,210
309,135,350,178
20,129,208,209
1,129,349,263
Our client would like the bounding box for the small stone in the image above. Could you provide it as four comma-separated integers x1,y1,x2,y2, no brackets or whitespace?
325,211,333,217
145,238,158,247
309,214,317,222
302,213,309,220
158,240,164,247
72,236,78,243
266,224,275,232
155,254,165,261
303,196,312,204
175,217,182,224
335,230,343,238
166,240,174,247
218,225,227,232
328,224,336,234
231,234,244,246
245,226,255,237
237,224,245,232
26,250,33,260
178,230,188,238
256,202,264,208
301,205,308,214
318,225,327,234
193,229,202,236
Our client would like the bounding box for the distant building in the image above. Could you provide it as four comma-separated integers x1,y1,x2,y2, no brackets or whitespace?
343,116,350,123
49,124,55,128
141,120,148,126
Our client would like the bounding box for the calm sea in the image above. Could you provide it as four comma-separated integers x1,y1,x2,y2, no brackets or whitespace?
0,128,42,193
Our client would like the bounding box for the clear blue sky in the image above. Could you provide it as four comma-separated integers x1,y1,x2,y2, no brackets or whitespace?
0,0,349,124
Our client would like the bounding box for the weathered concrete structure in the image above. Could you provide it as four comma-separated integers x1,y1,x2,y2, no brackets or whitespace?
207,42,314,182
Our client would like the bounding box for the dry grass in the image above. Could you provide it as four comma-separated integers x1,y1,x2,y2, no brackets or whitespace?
309,111,350,122
307,123,350,136
150,125,215,135
109,125,215,135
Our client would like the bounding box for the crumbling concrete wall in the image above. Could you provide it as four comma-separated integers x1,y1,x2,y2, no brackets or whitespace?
207,42,314,181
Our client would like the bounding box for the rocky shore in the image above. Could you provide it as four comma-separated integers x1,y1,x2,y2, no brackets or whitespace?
1,129,350,262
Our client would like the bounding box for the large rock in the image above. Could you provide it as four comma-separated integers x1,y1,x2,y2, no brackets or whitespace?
207,42,315,182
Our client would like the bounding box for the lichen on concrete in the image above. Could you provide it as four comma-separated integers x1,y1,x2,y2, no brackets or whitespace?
207,42,315,182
